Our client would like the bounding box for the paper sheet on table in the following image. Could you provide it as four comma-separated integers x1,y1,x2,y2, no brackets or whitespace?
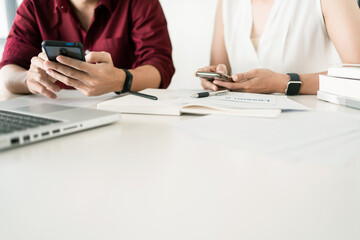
0,90,116,109
192,92,309,110
173,111,360,165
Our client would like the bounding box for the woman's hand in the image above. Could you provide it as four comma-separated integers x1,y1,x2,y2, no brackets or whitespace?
196,64,229,91
213,68,289,94
44,51,125,96
26,52,61,99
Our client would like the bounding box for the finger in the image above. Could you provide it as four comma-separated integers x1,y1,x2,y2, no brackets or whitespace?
215,79,253,92
201,78,218,91
30,57,46,70
46,69,88,90
85,51,112,64
28,80,57,99
55,55,90,73
35,72,61,92
197,66,216,72
213,80,239,90
30,63,58,84
44,60,88,82
28,66,61,91
38,51,48,60
197,66,217,73
232,70,257,82
216,64,227,74
46,72,60,83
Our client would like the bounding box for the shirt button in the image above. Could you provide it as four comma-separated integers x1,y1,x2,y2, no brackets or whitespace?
61,6,64,9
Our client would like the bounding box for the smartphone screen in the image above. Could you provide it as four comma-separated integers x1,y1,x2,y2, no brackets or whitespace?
42,41,85,62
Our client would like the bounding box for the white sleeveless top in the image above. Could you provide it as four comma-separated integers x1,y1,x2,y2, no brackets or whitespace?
222,0,341,74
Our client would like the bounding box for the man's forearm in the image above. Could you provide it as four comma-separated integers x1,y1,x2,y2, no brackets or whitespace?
0,64,30,94
129,65,162,92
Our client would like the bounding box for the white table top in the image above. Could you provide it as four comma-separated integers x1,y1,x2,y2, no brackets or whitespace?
0,90,359,240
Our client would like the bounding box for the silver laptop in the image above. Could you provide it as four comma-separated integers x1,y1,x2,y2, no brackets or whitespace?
0,103,120,151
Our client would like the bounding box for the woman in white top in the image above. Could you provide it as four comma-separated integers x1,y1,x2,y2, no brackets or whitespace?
198,0,360,95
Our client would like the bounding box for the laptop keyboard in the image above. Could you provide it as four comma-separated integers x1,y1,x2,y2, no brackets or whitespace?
0,110,61,135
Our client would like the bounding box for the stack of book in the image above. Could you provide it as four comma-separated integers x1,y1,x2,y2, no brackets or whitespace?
318,65,360,110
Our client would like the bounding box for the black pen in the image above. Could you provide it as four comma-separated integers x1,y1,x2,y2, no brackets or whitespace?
191,90,229,98
129,91,158,101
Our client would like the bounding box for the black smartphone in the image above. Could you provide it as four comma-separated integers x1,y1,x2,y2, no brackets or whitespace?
196,71,233,82
41,40,86,62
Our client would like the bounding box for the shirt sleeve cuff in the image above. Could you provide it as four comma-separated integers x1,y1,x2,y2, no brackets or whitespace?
0,55,32,70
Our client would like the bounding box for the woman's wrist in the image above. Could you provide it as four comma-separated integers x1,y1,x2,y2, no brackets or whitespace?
277,73,290,93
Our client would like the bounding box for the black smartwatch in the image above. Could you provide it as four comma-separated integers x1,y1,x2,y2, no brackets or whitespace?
285,73,302,96
115,69,133,95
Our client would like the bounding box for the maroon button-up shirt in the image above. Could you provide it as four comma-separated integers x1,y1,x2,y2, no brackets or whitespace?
0,0,175,89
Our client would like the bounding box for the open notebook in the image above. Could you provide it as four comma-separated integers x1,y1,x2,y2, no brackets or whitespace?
97,89,308,118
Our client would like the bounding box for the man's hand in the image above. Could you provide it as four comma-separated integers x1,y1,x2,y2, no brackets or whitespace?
26,52,61,99
44,52,125,96
213,69,289,94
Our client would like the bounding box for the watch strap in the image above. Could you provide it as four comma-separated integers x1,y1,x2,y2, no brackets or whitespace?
285,73,301,96
115,69,133,95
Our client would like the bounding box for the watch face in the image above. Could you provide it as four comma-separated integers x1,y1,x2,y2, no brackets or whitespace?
286,82,301,96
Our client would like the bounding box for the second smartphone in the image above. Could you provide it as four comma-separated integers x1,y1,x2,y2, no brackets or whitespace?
196,71,233,82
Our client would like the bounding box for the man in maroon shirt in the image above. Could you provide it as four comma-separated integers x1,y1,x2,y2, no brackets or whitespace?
0,0,175,99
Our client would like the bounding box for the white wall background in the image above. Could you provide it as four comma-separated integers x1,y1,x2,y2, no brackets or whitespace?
0,1,8,57
160,0,218,89
0,1,8,39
